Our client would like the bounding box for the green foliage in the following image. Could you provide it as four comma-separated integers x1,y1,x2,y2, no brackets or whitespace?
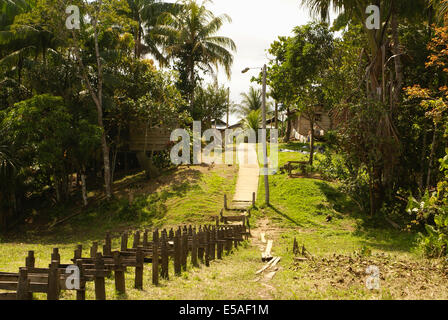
192,83,228,126
156,0,235,111
237,86,263,117
408,149,448,257
2,94,71,173
242,109,261,132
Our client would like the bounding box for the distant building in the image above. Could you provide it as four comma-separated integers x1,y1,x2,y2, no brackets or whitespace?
289,107,333,142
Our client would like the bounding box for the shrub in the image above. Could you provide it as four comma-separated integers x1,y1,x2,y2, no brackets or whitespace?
408,149,448,257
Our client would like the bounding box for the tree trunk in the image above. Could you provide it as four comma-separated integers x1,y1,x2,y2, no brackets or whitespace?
284,107,291,142
92,2,112,199
81,170,88,207
391,9,403,105
189,58,195,111
71,1,111,199
275,102,278,130
309,119,314,166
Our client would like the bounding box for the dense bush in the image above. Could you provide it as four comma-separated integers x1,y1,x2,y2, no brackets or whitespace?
407,150,448,257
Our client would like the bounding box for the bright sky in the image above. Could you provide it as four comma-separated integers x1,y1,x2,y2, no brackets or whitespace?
206,0,313,124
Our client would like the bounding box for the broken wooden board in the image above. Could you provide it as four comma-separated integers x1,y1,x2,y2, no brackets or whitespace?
270,257,281,268
256,257,277,275
260,232,266,243
262,240,273,262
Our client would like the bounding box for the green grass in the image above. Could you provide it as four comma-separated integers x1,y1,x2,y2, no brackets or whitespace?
243,141,448,300
253,141,418,256
1,142,442,300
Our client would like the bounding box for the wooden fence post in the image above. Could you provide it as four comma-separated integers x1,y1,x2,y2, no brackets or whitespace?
26,251,35,269
75,259,86,301
121,233,128,251
16,268,30,300
191,229,198,268
133,231,141,249
47,260,60,300
135,246,144,290
217,227,223,260
90,242,98,258
174,230,181,276
153,229,159,243
198,226,204,263
152,238,159,286
104,233,112,256
74,245,82,261
161,230,169,280
252,192,256,206
210,227,216,261
113,251,126,295
94,253,106,300
224,194,228,210
225,227,232,255
181,229,188,271
51,248,60,265
205,227,210,267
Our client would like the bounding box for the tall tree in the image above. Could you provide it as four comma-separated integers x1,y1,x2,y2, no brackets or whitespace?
157,0,236,112
124,0,180,60
238,86,262,116
285,23,334,166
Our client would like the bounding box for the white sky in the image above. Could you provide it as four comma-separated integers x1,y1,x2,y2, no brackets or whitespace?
206,0,313,124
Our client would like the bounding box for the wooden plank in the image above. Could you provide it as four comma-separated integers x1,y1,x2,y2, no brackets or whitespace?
255,258,276,275
264,271,277,281
0,281,19,290
223,216,245,222
262,240,273,262
0,274,18,282
0,292,16,300
29,282,49,293
270,257,281,268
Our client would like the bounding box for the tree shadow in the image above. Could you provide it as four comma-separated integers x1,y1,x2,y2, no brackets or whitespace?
268,204,304,227
314,180,418,254
1,168,206,245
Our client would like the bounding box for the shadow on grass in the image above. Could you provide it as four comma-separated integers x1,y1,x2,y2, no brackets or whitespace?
268,205,303,227
314,181,418,254
314,181,359,217
1,168,206,245
353,227,418,254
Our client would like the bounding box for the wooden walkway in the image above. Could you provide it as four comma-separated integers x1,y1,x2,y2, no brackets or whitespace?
232,143,259,209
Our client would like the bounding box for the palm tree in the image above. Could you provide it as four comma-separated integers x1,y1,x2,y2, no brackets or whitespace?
236,86,273,118
0,0,57,85
428,0,448,23
242,109,261,132
300,0,427,100
238,86,262,116
156,0,236,108
124,0,181,61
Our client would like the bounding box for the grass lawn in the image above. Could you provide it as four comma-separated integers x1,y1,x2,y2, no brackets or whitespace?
248,141,448,300
1,142,447,300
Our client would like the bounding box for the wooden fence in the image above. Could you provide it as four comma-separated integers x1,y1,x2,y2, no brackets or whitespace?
0,220,250,300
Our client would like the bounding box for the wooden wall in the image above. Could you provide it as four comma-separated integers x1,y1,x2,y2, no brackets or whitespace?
128,124,172,152
290,110,332,140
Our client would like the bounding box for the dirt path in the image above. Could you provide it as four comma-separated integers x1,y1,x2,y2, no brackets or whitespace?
250,216,283,300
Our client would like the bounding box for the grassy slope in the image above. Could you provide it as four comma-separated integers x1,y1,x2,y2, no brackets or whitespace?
0,164,237,273
2,142,447,300
249,142,448,300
